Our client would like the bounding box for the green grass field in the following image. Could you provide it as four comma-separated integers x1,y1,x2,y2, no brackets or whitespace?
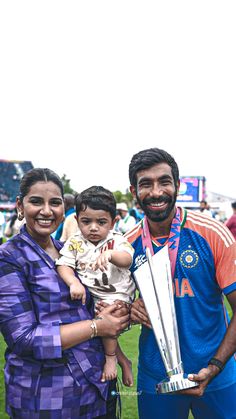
0,299,232,418
0,324,185,419
117,325,140,419
0,335,8,419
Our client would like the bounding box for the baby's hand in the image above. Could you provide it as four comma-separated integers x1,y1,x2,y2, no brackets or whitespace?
70,282,86,304
92,250,112,272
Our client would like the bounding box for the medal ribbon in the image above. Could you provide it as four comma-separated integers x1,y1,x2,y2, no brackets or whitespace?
141,207,181,278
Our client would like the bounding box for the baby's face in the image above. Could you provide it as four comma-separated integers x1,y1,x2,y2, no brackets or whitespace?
77,206,114,245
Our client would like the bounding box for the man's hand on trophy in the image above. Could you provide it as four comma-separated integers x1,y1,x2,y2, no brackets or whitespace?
176,365,220,397
130,298,152,328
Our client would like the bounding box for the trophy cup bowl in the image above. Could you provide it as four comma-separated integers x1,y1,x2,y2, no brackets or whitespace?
134,245,198,394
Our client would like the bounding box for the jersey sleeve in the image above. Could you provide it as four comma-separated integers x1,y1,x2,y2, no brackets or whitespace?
113,233,134,258
212,226,236,294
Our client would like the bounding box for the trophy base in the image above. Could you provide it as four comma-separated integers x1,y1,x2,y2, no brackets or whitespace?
156,373,198,394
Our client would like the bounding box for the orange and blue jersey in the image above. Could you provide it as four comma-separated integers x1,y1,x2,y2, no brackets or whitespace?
125,207,236,394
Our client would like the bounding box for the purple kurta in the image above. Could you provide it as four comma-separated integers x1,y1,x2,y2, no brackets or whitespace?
0,225,108,418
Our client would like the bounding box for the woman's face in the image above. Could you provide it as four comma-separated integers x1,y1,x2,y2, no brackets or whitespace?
17,181,64,242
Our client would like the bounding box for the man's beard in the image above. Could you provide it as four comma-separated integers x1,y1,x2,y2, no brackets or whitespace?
136,192,177,222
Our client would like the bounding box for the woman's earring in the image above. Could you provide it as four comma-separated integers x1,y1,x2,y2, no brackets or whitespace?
18,212,24,221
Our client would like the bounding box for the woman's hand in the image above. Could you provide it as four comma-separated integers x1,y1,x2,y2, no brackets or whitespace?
95,302,130,338
130,298,152,328
95,299,129,316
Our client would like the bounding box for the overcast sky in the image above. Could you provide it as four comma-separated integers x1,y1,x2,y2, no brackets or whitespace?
0,1,235,199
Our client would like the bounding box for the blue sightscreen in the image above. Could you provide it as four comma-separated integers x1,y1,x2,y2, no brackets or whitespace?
177,177,205,203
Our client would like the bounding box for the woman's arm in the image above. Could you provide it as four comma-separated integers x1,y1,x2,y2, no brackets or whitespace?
0,255,63,359
0,253,129,357
60,303,130,350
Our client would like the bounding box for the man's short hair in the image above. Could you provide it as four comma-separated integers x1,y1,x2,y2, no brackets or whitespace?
129,147,179,189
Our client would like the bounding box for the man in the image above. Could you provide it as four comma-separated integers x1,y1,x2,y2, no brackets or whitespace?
225,202,236,239
60,203,78,242
129,201,144,222
114,202,136,234
54,193,76,240
199,200,213,217
125,148,236,419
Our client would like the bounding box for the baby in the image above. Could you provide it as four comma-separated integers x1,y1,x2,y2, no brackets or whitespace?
56,186,136,385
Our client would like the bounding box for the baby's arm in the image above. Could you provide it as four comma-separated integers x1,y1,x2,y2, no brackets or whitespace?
92,250,132,272
57,265,86,303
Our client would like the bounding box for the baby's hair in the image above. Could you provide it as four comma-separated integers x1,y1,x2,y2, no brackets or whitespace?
75,186,116,220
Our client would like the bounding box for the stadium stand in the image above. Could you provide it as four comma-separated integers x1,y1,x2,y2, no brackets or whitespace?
0,160,33,209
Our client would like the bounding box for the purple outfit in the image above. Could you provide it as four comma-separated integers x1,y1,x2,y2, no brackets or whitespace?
0,225,108,419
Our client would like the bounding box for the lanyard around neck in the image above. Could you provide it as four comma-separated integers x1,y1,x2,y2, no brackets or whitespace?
141,207,181,279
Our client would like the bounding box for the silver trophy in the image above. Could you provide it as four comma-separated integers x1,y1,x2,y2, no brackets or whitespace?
134,245,198,393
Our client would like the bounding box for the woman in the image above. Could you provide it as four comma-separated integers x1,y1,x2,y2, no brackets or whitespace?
0,168,129,419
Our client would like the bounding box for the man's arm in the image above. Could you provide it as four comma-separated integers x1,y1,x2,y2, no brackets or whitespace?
182,290,236,396
212,291,236,365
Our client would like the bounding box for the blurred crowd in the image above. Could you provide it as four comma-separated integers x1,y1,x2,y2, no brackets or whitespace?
1,198,236,244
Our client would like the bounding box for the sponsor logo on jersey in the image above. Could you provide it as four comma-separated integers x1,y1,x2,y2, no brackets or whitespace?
134,254,146,269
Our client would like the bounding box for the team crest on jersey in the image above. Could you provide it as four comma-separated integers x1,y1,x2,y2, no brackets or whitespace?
180,249,199,269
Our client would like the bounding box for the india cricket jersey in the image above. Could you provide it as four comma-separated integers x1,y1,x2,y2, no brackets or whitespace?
125,207,236,394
